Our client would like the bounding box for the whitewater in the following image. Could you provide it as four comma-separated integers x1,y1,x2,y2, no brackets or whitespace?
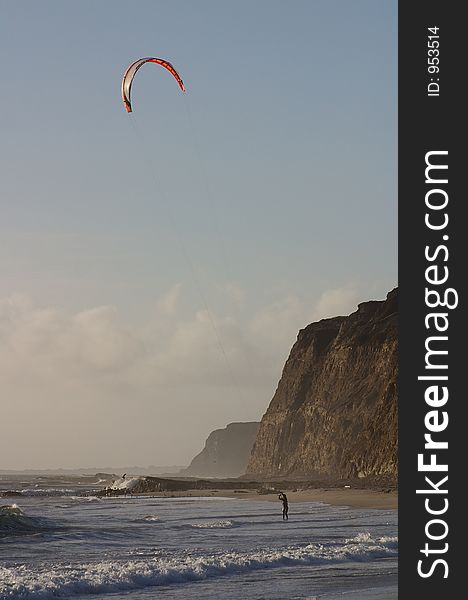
0,477,397,599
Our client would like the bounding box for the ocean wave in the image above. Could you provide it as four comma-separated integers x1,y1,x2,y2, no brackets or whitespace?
0,533,397,598
0,505,45,537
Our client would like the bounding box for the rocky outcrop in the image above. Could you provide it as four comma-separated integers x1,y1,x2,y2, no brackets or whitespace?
181,422,260,478
247,289,397,481
96,476,262,496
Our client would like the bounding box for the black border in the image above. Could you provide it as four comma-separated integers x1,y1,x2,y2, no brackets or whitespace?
399,2,463,596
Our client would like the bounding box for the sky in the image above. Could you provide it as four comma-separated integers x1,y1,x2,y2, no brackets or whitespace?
0,0,397,470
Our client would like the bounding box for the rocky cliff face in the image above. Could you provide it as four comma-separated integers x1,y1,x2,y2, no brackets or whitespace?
181,422,260,478
247,289,397,481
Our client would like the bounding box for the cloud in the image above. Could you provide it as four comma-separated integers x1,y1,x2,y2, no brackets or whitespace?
156,283,182,315
1,285,363,390
1,299,144,383
218,282,246,307
0,284,364,467
312,285,360,320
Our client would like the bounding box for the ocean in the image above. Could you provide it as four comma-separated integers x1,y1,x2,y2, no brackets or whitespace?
0,475,397,599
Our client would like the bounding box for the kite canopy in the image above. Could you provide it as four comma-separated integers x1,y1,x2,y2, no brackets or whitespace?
121,57,185,113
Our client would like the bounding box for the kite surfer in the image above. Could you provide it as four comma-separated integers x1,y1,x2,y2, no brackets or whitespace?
278,492,289,520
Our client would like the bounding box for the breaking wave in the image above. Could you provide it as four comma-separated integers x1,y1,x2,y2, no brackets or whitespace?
346,532,398,549
0,533,397,598
109,477,143,491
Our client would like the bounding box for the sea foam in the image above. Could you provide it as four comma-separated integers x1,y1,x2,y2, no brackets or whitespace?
189,519,236,529
110,477,142,491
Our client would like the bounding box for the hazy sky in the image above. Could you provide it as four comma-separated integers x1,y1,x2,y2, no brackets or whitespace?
1,0,396,469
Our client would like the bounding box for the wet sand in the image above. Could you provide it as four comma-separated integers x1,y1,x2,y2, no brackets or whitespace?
245,488,397,509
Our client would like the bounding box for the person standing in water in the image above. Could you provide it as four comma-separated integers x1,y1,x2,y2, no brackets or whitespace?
278,492,289,520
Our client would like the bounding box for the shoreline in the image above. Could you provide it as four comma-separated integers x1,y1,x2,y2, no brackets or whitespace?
128,487,397,510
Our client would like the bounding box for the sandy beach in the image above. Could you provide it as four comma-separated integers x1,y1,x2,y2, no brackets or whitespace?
139,487,397,510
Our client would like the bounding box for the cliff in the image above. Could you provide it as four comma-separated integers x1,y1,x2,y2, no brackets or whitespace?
247,289,397,481
180,422,260,478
